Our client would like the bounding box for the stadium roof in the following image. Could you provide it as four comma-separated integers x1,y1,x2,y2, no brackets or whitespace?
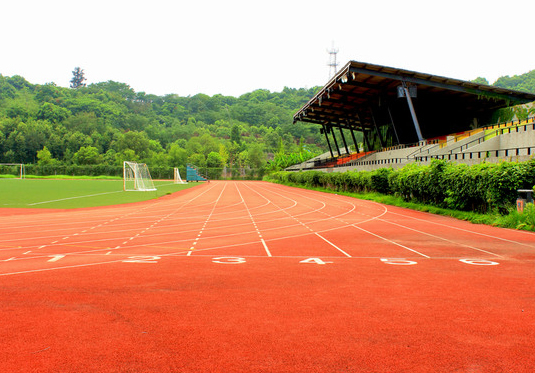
293,61,535,139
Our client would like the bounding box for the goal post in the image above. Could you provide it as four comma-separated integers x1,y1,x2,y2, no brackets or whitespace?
174,168,187,184
0,163,25,179
123,161,156,191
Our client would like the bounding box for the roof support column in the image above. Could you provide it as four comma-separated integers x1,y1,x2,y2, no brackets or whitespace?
350,128,360,153
362,128,372,152
401,81,424,142
387,106,400,145
356,111,372,152
321,125,334,158
331,126,341,157
369,107,385,148
338,126,350,155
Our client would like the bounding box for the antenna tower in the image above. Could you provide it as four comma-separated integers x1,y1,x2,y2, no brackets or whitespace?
327,43,339,78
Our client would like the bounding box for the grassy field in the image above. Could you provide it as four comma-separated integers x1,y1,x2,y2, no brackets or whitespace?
0,178,200,209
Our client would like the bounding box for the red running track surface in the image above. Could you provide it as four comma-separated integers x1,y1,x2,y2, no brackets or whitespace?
1,181,534,372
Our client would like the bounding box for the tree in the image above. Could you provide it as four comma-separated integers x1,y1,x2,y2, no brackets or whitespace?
37,102,71,123
37,146,55,165
187,153,206,168
0,71,324,172
70,67,87,89
207,151,223,168
168,143,188,167
247,143,265,169
230,124,242,145
73,146,102,165
114,131,151,159
471,77,489,86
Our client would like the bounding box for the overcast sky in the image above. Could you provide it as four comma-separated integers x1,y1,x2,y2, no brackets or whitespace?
2,0,534,97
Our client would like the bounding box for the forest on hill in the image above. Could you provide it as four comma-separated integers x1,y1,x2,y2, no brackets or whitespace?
0,67,534,178
0,74,323,177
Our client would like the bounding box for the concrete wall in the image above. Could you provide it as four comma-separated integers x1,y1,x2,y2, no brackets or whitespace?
287,121,535,173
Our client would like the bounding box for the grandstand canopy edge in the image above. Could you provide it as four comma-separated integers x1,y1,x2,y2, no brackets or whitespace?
293,60,535,156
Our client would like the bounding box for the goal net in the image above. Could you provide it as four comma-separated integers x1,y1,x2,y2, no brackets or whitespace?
123,161,156,191
0,163,25,179
174,168,187,184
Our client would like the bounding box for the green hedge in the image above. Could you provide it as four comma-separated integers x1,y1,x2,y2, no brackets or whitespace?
266,159,535,212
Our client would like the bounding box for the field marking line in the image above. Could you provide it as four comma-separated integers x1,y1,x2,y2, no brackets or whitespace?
27,191,124,206
23,180,185,207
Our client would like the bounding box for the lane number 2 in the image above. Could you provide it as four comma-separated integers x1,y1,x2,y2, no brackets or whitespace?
123,256,160,263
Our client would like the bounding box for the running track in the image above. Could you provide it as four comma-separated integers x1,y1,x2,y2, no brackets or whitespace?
1,181,534,372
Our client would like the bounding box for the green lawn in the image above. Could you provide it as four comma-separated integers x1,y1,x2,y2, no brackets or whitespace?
0,179,200,209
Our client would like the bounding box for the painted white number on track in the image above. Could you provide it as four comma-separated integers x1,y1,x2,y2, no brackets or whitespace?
459,259,499,266
299,258,332,265
123,256,160,263
380,258,418,266
212,257,246,264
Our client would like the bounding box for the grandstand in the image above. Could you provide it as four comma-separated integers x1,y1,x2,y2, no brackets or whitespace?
186,164,208,182
290,61,535,172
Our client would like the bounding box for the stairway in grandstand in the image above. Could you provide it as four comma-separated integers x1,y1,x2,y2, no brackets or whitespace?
186,165,208,182
287,116,535,171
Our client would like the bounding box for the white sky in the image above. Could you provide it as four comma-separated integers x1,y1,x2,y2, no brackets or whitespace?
2,0,534,97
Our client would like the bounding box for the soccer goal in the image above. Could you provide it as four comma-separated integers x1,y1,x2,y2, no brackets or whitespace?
0,163,25,179
174,168,187,184
123,161,156,191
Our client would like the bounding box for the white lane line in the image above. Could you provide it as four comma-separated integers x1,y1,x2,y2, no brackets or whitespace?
187,182,227,255
0,259,125,276
235,183,272,257
315,233,352,257
47,254,65,262
388,210,535,248
378,218,504,258
0,182,223,275
261,239,272,257
352,224,431,258
245,182,356,258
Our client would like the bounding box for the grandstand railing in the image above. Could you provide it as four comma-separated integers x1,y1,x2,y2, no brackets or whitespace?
444,119,535,155
415,145,535,163
297,116,535,171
